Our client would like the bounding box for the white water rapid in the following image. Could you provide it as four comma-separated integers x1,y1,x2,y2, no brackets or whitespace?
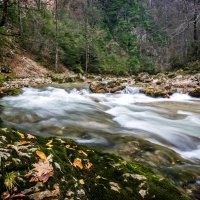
1,86,200,160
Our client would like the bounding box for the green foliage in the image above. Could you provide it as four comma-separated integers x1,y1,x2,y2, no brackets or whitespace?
4,171,18,192
3,0,164,75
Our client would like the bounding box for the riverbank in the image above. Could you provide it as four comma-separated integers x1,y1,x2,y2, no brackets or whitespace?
0,50,200,97
0,128,191,200
89,70,200,98
1,70,200,99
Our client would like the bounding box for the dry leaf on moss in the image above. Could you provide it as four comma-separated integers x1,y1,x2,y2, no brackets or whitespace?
36,150,47,161
79,179,85,185
46,140,53,149
78,150,88,156
66,145,75,150
73,158,83,169
25,160,53,183
19,140,32,145
84,159,93,170
16,131,25,138
27,134,35,139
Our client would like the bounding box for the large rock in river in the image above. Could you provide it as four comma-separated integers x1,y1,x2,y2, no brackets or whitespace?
90,80,125,93
189,88,200,97
0,128,190,200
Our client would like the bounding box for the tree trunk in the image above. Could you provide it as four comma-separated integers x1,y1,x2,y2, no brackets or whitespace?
55,0,59,72
18,0,23,35
0,0,9,27
193,0,199,58
85,0,89,75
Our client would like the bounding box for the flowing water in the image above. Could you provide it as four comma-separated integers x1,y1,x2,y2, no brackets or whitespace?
1,85,200,161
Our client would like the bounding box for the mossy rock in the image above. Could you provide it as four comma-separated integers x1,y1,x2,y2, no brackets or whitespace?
142,88,169,98
189,88,200,98
0,88,22,98
0,128,191,200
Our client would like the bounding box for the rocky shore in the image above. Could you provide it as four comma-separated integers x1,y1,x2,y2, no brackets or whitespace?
89,71,200,97
1,63,200,98
0,128,191,200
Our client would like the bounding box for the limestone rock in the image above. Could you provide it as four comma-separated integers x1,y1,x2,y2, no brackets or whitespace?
90,80,125,93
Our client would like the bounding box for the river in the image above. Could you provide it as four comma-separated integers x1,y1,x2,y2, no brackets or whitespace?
1,85,200,161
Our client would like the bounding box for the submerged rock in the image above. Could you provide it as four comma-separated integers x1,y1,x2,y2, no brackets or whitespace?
0,128,190,200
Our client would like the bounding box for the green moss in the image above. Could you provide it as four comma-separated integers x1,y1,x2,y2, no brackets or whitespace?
0,128,191,200
0,88,22,98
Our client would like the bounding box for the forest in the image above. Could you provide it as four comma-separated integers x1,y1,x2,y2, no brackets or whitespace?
0,0,199,74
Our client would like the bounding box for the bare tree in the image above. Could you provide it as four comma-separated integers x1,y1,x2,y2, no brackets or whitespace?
193,0,199,58
84,0,89,75
55,0,59,71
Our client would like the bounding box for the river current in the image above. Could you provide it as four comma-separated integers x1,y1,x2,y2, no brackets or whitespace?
1,85,200,160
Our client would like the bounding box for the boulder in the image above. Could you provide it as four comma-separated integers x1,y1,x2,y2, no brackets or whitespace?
141,87,170,98
189,88,200,97
90,80,125,93
0,128,191,200
137,72,152,83
0,66,12,74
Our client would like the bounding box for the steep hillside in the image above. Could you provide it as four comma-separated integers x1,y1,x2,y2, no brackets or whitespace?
0,0,199,75
148,0,200,68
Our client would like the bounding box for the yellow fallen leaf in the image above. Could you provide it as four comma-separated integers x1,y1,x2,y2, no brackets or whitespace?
19,140,32,145
96,175,107,180
73,158,83,169
46,140,53,149
79,179,85,185
56,138,66,144
66,145,75,150
78,150,88,156
17,131,25,138
36,150,47,161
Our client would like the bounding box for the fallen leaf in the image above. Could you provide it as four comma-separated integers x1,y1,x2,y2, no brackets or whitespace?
36,150,47,161
47,154,53,162
19,140,32,145
109,182,121,193
11,193,27,198
56,138,66,144
1,192,10,200
66,145,75,150
96,175,107,180
17,131,25,138
79,179,85,185
84,159,93,170
46,140,53,149
73,158,83,169
27,134,35,139
78,150,88,156
25,160,53,183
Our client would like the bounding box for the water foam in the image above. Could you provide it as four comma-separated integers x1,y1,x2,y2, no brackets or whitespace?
1,86,200,159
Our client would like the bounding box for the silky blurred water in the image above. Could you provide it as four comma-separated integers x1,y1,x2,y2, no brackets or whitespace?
1,85,200,159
